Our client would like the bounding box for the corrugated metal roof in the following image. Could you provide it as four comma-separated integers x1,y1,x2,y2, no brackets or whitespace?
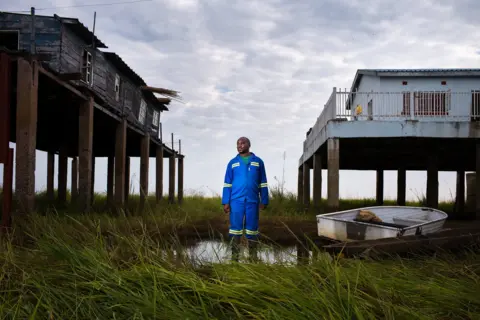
360,68,480,73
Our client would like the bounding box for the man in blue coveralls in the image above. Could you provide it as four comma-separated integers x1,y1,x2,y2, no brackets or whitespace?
222,137,269,261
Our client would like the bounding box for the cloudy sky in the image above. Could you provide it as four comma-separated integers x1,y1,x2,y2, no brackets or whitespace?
1,0,480,202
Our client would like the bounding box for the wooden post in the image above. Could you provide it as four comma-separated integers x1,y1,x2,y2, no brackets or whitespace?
1,148,14,230
178,156,184,204
58,146,68,204
115,119,127,207
0,53,11,164
156,145,164,202
376,170,384,205
455,170,465,216
125,157,130,203
303,161,311,208
78,96,94,213
139,133,150,210
327,138,340,211
46,152,55,201
313,153,322,210
107,156,114,206
297,165,304,204
91,156,95,205
15,58,38,214
71,157,78,204
426,157,439,208
169,153,176,204
397,168,406,206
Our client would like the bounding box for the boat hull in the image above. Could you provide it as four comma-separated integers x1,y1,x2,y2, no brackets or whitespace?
317,206,448,242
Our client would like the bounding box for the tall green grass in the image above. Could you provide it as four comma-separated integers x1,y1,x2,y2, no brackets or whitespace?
0,214,479,319
0,192,477,319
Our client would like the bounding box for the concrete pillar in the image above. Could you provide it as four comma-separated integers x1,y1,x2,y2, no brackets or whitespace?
107,156,114,206
327,138,340,211
455,170,465,216
15,58,38,214
313,153,322,210
114,119,127,207
297,165,304,204
178,156,184,204
156,145,164,202
466,172,476,214
77,96,94,213
303,161,311,207
58,146,68,204
376,170,384,205
426,158,439,208
125,157,130,203
476,143,480,219
71,157,78,204
139,133,150,210
47,152,55,201
168,154,176,204
397,168,406,206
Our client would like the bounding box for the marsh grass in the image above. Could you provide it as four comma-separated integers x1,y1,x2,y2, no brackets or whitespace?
0,190,476,319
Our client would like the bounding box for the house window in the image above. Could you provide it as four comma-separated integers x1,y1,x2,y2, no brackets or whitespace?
81,49,93,85
402,91,449,116
139,99,147,124
0,30,19,50
114,74,121,101
152,110,159,127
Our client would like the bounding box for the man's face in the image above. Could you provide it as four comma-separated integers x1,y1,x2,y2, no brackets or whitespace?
237,138,250,154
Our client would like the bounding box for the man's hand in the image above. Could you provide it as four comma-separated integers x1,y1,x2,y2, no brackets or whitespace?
259,203,267,210
223,204,231,214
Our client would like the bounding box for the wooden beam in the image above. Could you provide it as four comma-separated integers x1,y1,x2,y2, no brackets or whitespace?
169,154,176,204
78,96,94,213
38,66,88,101
71,157,78,204
178,157,184,204
139,133,150,210
156,145,164,202
0,52,11,164
115,120,127,208
107,156,114,206
58,72,83,81
47,152,55,201
15,57,38,214
58,146,68,204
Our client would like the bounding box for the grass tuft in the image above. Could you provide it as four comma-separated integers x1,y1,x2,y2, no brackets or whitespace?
0,190,477,319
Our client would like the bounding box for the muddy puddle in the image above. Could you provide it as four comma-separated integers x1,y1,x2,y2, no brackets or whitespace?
168,240,332,266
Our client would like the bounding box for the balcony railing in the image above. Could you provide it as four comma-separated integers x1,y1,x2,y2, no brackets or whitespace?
304,87,480,151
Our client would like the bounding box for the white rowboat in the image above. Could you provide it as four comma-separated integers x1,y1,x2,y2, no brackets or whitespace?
317,206,448,242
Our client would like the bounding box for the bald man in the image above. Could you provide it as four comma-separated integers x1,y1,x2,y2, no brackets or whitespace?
221,137,269,260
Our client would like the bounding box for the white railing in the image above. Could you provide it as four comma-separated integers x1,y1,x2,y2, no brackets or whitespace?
304,87,480,151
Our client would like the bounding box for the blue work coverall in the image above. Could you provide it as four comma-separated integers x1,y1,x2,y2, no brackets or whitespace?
221,153,269,240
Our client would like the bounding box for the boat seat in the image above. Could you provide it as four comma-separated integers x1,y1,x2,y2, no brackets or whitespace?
393,217,428,226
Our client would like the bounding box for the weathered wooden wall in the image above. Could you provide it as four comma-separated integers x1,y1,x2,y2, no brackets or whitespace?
0,12,164,142
0,13,61,71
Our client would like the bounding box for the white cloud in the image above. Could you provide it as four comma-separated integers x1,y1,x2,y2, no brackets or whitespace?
1,0,480,202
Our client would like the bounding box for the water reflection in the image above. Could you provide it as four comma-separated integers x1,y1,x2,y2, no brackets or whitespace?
169,240,332,266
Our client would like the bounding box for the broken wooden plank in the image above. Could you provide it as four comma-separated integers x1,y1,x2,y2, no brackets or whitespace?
157,97,171,104
140,85,181,98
